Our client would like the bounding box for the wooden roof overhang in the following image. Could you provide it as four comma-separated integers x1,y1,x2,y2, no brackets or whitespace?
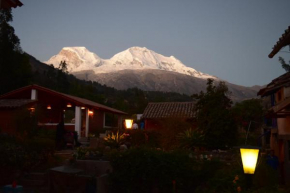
269,26,290,58
0,85,127,115
265,97,290,118
0,0,23,9
257,72,290,97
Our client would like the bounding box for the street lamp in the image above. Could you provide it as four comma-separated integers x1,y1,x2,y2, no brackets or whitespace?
125,119,133,129
239,146,260,174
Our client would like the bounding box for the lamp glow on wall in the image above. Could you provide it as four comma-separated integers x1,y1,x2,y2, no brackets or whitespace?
28,107,35,112
67,103,72,108
88,110,94,116
240,146,260,174
125,119,133,129
47,105,51,110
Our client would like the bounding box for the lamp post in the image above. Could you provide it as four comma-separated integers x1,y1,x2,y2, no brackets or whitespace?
125,119,133,129
237,121,261,190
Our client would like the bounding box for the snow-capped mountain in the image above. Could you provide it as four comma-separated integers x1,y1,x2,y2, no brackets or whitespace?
45,46,217,80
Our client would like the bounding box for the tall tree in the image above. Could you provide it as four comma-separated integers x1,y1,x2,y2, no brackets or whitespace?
232,99,264,130
192,79,237,149
0,8,31,94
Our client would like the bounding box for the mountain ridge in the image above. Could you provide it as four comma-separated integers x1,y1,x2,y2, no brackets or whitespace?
73,69,261,102
45,46,217,80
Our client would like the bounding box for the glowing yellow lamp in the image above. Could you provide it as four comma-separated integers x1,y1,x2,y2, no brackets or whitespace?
67,103,72,108
240,147,259,174
125,119,133,129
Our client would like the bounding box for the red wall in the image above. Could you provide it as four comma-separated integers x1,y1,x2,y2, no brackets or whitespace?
88,110,105,134
0,109,16,134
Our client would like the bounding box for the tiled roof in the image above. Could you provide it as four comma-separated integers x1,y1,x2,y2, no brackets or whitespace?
142,102,195,119
269,26,290,58
0,99,35,108
257,72,290,96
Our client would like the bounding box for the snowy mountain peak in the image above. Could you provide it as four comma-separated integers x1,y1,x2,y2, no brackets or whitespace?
45,47,102,72
45,46,217,80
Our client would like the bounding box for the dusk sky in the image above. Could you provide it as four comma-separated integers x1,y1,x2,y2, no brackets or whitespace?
12,0,290,87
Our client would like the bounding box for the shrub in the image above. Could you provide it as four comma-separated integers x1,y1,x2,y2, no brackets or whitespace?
0,134,56,171
104,131,126,148
108,148,222,193
73,147,103,160
177,128,205,150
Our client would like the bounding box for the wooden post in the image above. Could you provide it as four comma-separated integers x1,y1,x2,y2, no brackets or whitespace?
85,108,89,137
31,89,37,100
75,106,81,138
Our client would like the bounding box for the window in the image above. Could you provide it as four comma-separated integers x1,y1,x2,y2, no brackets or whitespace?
104,113,118,127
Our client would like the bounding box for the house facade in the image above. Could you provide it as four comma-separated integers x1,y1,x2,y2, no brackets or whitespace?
258,25,290,184
0,85,126,137
142,102,195,131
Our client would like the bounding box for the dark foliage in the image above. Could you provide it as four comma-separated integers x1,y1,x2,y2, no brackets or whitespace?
279,57,290,72
108,148,222,193
0,9,32,94
232,99,264,129
192,79,238,149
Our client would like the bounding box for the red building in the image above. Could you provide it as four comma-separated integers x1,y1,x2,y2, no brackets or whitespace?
142,102,195,131
0,85,126,137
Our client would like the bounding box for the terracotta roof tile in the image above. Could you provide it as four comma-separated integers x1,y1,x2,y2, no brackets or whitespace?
269,26,290,58
142,102,195,119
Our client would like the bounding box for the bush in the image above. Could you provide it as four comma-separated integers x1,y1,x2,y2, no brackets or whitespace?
104,131,126,149
0,134,56,171
73,147,103,160
108,148,222,193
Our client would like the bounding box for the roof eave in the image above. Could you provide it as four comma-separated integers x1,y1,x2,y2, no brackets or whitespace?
268,26,290,58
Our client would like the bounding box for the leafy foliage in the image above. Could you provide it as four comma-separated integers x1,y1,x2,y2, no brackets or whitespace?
192,79,238,149
73,147,103,160
0,134,55,171
104,131,126,148
0,9,32,94
232,99,264,129
108,148,222,193
177,128,205,150
279,57,290,72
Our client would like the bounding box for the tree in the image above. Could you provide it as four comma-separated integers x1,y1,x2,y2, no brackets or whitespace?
0,8,31,94
278,57,290,72
192,79,237,149
232,99,264,130
232,99,264,145
58,60,68,73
